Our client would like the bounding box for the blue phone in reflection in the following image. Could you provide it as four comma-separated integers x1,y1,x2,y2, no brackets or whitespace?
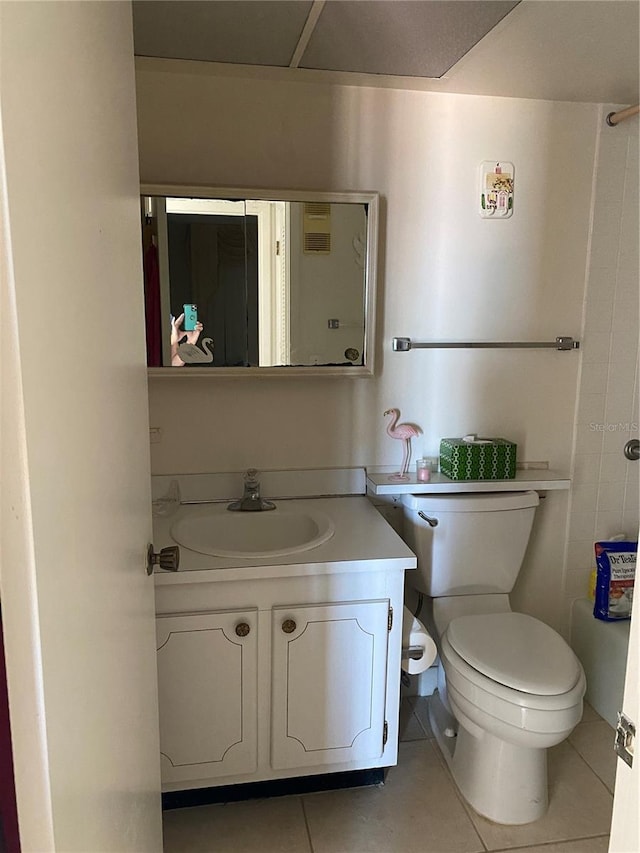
183,303,198,331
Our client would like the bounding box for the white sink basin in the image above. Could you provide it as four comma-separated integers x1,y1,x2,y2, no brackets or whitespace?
170,506,335,559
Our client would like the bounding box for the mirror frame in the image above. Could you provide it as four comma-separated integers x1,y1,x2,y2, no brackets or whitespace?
142,184,379,378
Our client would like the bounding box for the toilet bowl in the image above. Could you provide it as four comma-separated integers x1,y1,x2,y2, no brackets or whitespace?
432,612,585,824
402,491,586,824
441,625,585,746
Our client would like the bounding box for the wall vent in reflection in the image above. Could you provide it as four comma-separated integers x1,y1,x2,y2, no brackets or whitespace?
303,202,331,254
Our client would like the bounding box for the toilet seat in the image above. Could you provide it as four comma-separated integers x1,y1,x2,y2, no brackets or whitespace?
441,633,585,716
446,612,581,695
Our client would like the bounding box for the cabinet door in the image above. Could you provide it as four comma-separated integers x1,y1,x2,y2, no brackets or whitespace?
156,610,257,785
271,600,389,770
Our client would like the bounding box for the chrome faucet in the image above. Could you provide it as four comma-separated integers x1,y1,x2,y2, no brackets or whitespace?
227,469,276,512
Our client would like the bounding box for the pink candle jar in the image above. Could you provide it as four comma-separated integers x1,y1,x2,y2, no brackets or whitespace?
416,458,431,482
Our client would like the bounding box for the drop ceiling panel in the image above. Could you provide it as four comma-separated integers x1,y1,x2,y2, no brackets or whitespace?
299,0,519,77
132,1,313,66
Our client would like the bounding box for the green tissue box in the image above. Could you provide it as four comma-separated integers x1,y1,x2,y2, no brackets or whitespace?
440,437,517,481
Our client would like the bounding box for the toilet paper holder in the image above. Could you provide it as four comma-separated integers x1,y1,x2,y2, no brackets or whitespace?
402,645,425,660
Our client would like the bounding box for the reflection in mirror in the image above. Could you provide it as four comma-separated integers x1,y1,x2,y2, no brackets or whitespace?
141,189,378,373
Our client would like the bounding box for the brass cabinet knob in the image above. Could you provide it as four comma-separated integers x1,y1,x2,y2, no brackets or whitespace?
282,619,297,634
235,622,250,637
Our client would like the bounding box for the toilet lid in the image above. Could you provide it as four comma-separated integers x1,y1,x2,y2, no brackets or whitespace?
446,612,581,695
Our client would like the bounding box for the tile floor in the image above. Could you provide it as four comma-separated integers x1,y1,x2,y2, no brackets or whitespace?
163,698,616,853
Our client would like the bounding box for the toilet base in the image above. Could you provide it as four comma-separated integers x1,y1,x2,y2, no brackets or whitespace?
429,689,548,825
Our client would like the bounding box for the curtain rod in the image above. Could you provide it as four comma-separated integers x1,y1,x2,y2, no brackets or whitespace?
606,105,639,126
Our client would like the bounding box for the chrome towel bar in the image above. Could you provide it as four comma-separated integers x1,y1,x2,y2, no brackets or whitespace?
392,336,580,352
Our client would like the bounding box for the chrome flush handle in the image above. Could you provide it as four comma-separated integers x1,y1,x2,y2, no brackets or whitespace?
418,511,439,528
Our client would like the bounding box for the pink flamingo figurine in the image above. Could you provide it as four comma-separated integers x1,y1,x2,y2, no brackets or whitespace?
384,408,422,481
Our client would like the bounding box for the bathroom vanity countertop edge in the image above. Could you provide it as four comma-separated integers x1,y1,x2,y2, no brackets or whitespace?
154,555,416,585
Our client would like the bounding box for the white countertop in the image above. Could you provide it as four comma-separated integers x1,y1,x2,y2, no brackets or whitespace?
366,469,571,495
153,496,417,585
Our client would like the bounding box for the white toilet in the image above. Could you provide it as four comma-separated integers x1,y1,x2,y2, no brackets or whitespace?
402,490,585,825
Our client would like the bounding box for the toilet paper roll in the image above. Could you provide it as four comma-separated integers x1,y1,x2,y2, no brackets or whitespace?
401,606,437,675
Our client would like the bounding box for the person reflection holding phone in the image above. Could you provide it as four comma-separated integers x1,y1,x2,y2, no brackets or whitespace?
170,313,204,366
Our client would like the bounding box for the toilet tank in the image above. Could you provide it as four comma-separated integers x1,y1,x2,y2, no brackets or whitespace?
402,491,539,596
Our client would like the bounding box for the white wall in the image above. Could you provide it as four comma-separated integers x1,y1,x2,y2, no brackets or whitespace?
137,62,600,632
564,105,639,618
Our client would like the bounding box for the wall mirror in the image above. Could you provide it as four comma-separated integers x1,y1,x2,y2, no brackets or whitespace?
141,185,379,377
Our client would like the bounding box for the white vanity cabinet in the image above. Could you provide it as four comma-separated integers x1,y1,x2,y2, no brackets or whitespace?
156,608,258,784
270,600,390,770
152,493,417,793
155,571,405,792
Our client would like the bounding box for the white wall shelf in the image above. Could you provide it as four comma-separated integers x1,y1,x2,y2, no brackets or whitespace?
366,469,571,495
